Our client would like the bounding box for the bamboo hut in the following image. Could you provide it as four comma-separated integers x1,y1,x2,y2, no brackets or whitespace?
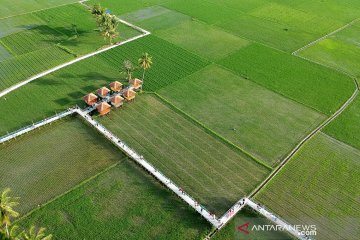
123,88,136,101
97,87,110,98
83,93,98,106
129,78,143,91
97,102,111,116
110,81,123,92
111,95,124,108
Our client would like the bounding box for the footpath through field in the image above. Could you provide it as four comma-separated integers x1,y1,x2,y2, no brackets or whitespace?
75,108,222,227
246,199,310,240
0,108,77,144
292,18,360,56
0,100,315,239
0,3,150,98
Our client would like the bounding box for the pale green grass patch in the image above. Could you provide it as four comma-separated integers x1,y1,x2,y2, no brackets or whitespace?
156,20,249,60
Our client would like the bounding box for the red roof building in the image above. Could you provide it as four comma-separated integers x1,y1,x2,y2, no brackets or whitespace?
83,93,98,106
129,78,143,91
97,87,110,98
111,95,124,108
110,81,123,92
123,88,136,101
96,102,111,116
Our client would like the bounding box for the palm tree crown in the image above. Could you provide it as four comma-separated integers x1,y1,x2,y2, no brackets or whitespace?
22,226,52,240
0,188,19,237
138,53,153,82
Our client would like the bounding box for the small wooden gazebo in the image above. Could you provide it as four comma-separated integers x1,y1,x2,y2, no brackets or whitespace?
96,102,111,116
83,93,98,106
97,87,110,98
123,88,136,101
109,81,123,92
129,78,143,91
111,95,124,108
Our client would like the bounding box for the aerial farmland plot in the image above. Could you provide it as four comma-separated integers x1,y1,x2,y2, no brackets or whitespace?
0,0,360,239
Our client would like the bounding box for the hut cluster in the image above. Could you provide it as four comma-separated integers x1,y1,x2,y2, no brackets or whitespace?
83,78,143,116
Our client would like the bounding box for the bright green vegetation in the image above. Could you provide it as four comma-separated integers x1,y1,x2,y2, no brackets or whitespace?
121,6,191,32
213,207,293,240
0,35,208,135
158,65,326,165
0,0,77,19
87,0,168,16
0,3,140,91
255,133,360,240
218,43,355,115
19,162,211,239
162,0,352,52
156,20,249,61
324,95,360,151
299,21,360,77
0,46,72,90
0,117,125,214
97,94,271,215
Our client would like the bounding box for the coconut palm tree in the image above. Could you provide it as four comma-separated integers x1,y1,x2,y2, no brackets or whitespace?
22,226,52,240
98,13,119,44
138,53,153,82
91,3,105,16
0,189,19,238
121,60,136,81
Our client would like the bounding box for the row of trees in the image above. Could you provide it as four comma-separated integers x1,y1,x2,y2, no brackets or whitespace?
91,4,119,44
0,188,52,240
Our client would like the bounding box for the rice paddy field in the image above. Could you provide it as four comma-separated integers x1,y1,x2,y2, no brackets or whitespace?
212,207,293,240
0,35,208,136
158,64,326,166
298,20,360,77
97,94,271,215
254,133,360,239
0,3,140,91
1,0,360,239
0,0,78,19
19,161,211,240
0,116,124,214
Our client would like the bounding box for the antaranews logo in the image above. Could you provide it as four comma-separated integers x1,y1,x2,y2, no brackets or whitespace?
235,219,316,240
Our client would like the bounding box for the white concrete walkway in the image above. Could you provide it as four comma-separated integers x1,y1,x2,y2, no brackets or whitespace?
0,108,77,144
247,199,311,240
75,108,221,227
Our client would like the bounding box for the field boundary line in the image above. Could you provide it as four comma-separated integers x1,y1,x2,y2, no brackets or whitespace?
292,18,360,55
0,18,150,98
247,79,359,200
16,161,123,222
152,92,273,170
75,108,222,227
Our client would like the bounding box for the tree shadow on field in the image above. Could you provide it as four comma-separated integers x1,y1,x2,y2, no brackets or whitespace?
18,24,92,48
79,72,117,83
33,77,65,86
207,196,237,216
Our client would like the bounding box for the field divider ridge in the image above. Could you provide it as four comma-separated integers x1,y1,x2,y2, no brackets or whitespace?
0,15,151,98
292,18,360,55
151,92,273,171
16,161,123,222
75,107,222,228
247,79,359,199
